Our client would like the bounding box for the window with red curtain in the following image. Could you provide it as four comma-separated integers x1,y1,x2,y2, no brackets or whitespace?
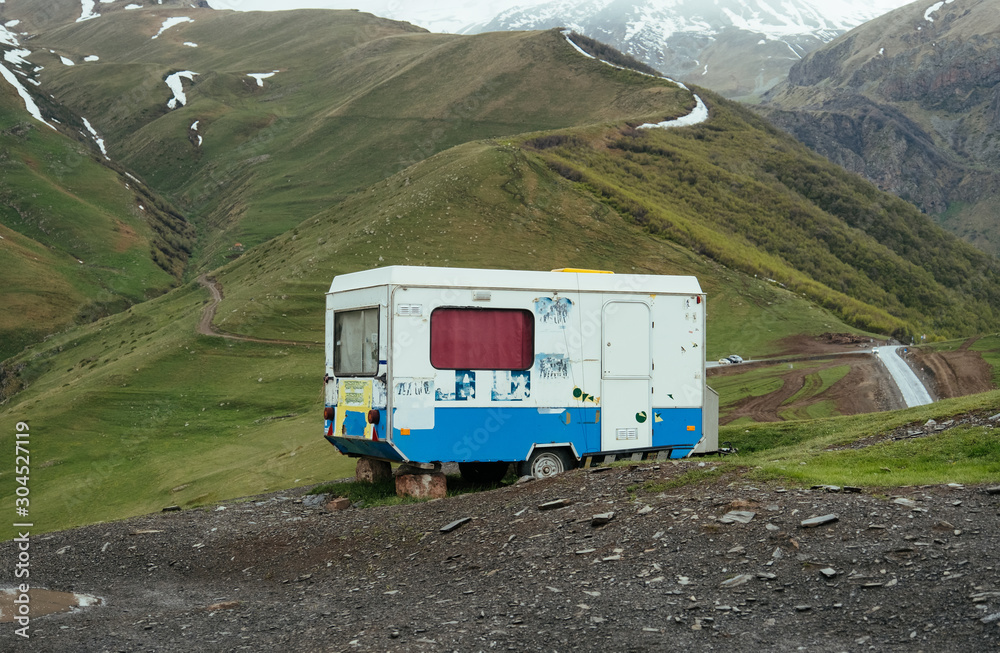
430,308,534,370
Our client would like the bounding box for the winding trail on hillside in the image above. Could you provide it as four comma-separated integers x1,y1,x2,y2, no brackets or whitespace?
196,274,314,347
561,30,709,129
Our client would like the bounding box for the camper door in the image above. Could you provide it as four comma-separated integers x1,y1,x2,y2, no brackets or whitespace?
600,301,652,451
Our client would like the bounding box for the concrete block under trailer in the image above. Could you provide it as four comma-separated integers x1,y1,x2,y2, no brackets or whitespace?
322,266,718,481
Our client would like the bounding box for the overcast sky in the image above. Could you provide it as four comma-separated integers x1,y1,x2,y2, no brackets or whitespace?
206,0,917,35
206,0,543,33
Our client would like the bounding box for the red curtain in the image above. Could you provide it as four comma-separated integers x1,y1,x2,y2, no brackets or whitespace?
431,308,533,370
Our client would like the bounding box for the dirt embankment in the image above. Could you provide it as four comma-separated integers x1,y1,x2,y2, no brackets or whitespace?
904,337,994,400
713,356,903,425
711,334,995,424
3,464,999,652
711,333,904,424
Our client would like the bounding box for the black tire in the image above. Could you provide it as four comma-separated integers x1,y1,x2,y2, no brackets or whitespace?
458,462,510,485
519,448,575,480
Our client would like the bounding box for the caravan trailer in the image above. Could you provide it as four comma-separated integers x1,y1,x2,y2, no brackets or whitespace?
323,266,718,480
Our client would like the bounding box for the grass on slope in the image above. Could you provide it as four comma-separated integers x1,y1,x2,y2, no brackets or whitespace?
35,13,692,270
208,139,857,361
0,282,354,540
0,94,178,359
707,361,851,425
719,391,1000,488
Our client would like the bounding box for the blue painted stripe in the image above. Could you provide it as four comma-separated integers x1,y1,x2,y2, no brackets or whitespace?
323,405,704,463
652,407,703,459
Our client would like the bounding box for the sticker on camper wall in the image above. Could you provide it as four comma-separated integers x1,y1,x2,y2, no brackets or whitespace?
436,370,476,401
572,386,600,405
492,371,531,401
395,379,434,397
534,297,573,326
536,353,569,379
336,379,373,439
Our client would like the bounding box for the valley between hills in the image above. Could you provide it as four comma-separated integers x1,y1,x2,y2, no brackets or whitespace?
0,2,998,648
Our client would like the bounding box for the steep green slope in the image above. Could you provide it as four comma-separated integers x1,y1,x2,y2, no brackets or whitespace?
0,87,187,360
211,92,1000,345
523,91,1000,339
22,8,690,270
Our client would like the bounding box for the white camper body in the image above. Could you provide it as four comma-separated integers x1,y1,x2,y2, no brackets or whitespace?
323,266,714,470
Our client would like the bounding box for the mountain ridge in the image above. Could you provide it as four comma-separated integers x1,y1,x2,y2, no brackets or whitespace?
464,0,911,98
759,0,1000,255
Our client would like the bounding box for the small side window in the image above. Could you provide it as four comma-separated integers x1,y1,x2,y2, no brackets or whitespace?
334,307,379,376
430,308,534,370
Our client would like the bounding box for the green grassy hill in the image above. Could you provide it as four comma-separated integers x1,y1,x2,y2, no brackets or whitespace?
24,8,691,271
209,94,1000,346
1,5,999,538
0,88,191,360
0,139,860,538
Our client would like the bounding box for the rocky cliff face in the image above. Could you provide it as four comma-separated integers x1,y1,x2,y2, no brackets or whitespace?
760,0,1000,255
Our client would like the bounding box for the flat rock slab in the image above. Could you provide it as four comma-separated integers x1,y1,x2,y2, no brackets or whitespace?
591,512,615,526
325,497,351,511
539,499,572,511
801,514,839,528
440,517,472,533
718,510,756,524
720,574,753,589
893,497,918,507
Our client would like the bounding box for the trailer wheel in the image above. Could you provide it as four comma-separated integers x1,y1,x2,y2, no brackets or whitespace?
520,448,575,480
458,462,510,486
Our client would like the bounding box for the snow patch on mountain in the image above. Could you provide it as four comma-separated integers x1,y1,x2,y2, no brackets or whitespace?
3,48,29,66
82,117,110,159
0,21,19,47
468,0,911,93
165,71,198,108
247,71,278,87
77,0,100,22
924,0,954,22
0,60,55,129
153,17,194,39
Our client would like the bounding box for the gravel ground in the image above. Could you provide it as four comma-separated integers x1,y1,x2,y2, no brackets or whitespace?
3,461,1000,652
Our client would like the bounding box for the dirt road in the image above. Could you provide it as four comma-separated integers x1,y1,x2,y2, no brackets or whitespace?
196,274,313,347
